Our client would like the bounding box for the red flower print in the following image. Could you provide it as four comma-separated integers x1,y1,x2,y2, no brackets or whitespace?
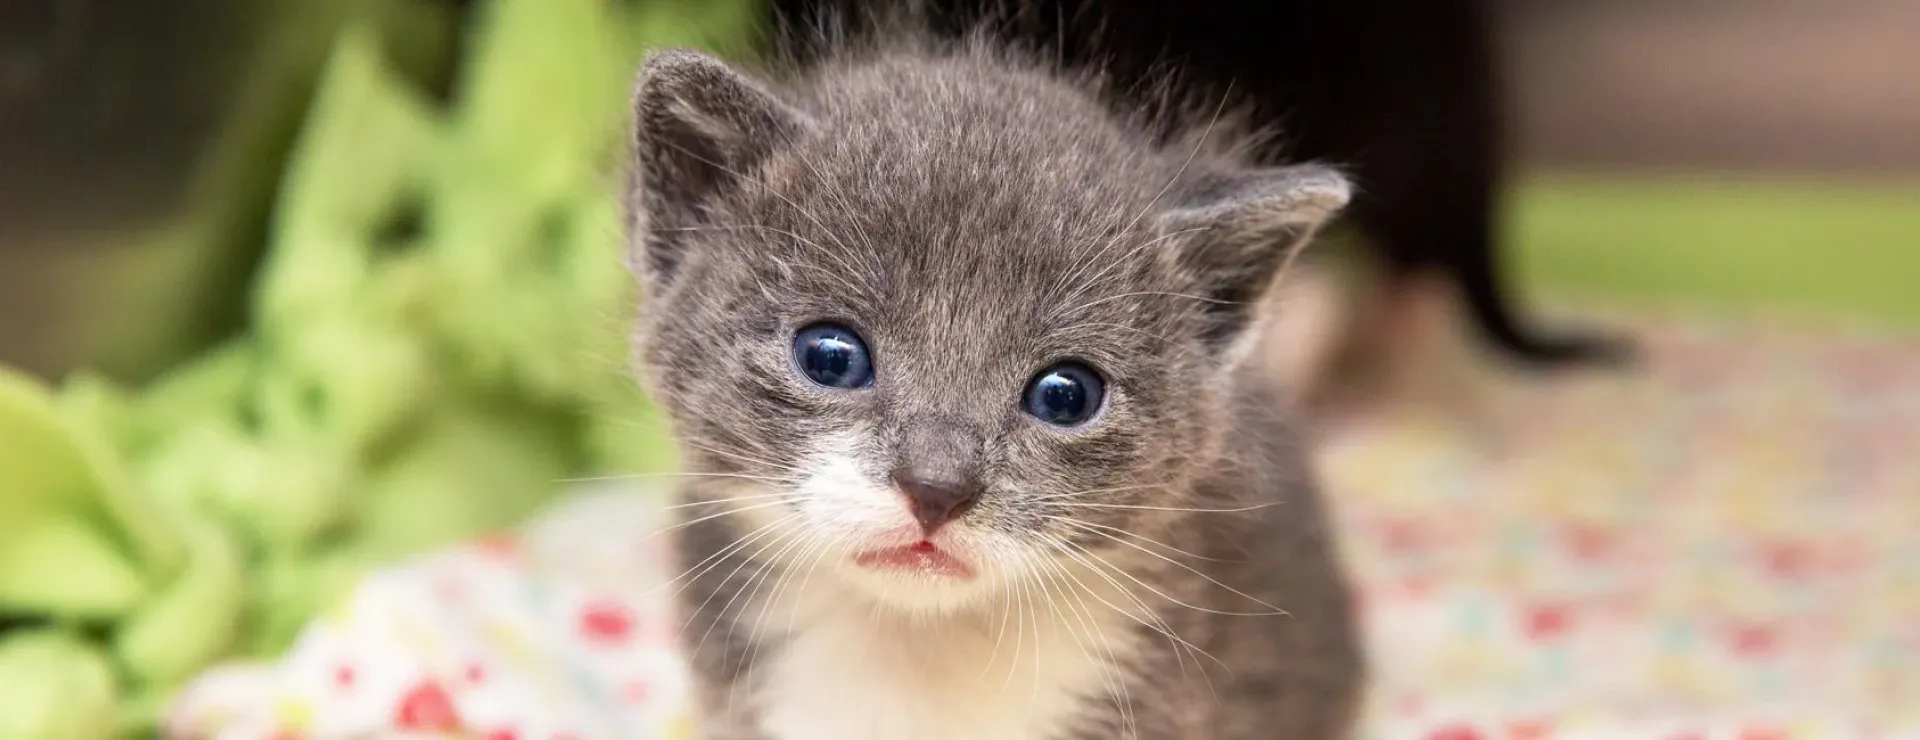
1564,524,1613,561
465,661,488,685
474,532,520,559
434,578,469,605
623,679,652,704
486,730,520,740
1737,728,1787,740
1507,719,1553,739
394,680,462,732
1731,624,1777,656
1762,542,1813,579
579,601,636,646
1525,604,1572,640
1429,723,1484,740
1384,518,1430,555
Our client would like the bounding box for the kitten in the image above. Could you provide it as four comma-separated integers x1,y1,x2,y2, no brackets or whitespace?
764,0,1636,392
624,31,1363,740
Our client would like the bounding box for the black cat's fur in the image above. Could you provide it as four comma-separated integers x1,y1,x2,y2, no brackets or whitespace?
760,0,1632,368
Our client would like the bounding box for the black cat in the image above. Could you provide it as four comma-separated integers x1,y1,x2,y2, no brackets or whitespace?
760,0,1632,369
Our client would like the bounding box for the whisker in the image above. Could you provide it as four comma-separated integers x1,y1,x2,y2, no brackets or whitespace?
1021,557,1045,706
727,520,828,698
1040,534,1229,678
749,527,845,704
647,513,795,601
688,520,809,662
1031,554,1138,738
677,438,790,472
555,470,794,486
1050,519,1287,616
651,492,803,513
1048,501,1277,514
639,499,796,545
1064,285,1240,315
1023,482,1167,503
1053,539,1228,687
732,527,830,720
979,558,1019,681
1044,516,1231,563
1002,557,1034,695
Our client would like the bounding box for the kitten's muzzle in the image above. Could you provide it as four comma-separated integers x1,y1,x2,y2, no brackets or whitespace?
890,468,982,535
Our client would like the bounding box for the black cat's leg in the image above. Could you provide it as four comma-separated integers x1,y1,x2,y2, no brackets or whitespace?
1357,0,1634,369
1447,209,1638,367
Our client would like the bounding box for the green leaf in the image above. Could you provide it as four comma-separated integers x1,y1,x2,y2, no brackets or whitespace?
0,631,118,740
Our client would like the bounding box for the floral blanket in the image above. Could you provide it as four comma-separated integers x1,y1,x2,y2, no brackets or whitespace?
167,315,1920,740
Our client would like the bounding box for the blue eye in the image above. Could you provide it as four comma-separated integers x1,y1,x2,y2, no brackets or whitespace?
793,323,874,389
1023,363,1104,427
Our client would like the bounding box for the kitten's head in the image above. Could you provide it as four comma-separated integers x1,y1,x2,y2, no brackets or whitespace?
627,48,1346,612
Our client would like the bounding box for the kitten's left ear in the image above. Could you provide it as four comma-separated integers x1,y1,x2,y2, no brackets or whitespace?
1155,163,1353,349
627,49,813,290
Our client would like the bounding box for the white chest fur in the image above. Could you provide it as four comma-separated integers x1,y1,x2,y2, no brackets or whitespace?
747,575,1142,740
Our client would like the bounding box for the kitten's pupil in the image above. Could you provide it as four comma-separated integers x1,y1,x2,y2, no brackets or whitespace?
794,323,874,389
1024,363,1103,427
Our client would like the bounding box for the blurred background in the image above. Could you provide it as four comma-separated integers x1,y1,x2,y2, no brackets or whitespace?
0,0,1916,737
2,0,1915,381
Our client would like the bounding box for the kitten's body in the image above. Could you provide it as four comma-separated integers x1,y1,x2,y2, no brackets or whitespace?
628,33,1360,740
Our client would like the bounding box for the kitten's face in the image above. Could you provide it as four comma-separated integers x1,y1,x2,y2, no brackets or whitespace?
628,50,1346,612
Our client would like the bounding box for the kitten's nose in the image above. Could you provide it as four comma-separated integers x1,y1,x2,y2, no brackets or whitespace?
890,469,982,534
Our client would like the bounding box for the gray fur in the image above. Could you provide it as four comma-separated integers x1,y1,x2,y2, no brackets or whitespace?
626,31,1363,740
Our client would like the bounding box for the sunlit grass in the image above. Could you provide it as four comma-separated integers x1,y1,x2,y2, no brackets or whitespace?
1510,173,1920,325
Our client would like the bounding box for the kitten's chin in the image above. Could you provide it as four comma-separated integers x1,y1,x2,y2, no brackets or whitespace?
836,564,996,613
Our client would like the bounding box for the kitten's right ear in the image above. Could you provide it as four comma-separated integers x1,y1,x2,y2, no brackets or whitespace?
627,49,812,287
1154,164,1352,353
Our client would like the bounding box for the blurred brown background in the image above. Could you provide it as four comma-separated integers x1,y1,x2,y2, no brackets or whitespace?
1506,0,1920,175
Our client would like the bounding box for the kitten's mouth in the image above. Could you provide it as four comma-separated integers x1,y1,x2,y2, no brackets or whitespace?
854,540,975,579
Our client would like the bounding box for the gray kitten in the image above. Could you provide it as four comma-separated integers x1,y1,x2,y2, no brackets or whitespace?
624,29,1364,740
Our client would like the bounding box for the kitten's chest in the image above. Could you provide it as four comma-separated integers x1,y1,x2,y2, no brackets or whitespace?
750,587,1134,740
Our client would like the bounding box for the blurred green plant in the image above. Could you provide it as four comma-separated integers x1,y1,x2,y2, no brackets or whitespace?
65,0,464,383
0,0,756,736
